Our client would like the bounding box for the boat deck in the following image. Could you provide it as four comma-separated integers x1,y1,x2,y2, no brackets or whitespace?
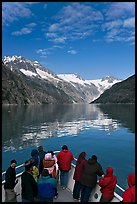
54,185,74,202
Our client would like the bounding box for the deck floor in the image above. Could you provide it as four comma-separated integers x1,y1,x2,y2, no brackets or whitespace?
54,185,74,202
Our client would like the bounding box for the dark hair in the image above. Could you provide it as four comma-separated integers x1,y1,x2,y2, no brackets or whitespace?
11,159,17,164
42,169,49,177
62,145,68,150
91,155,97,161
24,160,33,171
38,146,43,152
78,152,86,163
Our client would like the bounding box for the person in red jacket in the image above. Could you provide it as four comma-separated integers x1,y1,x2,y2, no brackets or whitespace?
122,173,135,202
57,145,74,189
98,167,117,202
73,152,87,201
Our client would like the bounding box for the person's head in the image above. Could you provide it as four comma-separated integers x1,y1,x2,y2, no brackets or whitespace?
91,155,97,161
78,152,86,161
106,167,113,176
47,150,54,156
62,145,68,150
42,169,49,177
24,160,33,172
38,146,43,152
45,153,52,160
128,174,135,187
31,149,38,157
10,159,17,168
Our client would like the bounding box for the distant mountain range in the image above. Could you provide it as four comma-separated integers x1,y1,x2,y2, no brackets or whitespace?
91,75,135,104
2,55,127,105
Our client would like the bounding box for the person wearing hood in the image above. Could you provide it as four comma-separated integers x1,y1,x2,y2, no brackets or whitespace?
98,167,117,202
80,155,104,202
122,174,135,202
57,145,74,189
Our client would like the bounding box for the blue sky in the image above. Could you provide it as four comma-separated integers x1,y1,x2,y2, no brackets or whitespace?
2,2,135,80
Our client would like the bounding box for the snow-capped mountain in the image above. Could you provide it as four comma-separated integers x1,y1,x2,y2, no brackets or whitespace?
57,74,122,101
3,55,60,82
2,55,122,104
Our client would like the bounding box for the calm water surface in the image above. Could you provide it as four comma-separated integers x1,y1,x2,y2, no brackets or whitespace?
2,104,135,191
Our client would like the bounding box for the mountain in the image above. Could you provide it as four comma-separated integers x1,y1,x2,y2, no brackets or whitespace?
2,55,122,105
57,74,121,101
91,75,135,104
2,63,73,104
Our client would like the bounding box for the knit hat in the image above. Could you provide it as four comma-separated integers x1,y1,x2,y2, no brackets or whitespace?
45,153,52,160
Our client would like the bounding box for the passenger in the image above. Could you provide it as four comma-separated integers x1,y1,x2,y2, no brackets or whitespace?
98,167,117,202
31,163,39,183
80,155,104,202
30,149,40,168
44,151,58,178
21,160,38,202
43,152,55,172
122,174,135,202
73,152,87,202
4,159,18,202
43,151,58,198
38,146,46,175
37,169,57,202
30,149,40,181
57,145,74,189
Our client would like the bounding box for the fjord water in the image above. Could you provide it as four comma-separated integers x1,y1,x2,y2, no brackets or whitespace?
2,104,135,191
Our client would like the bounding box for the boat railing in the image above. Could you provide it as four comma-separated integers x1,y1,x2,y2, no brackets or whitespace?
2,150,125,195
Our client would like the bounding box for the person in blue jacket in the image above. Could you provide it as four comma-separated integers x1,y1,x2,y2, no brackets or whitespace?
37,168,57,202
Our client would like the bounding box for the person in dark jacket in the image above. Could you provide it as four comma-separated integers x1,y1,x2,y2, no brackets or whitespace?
73,152,87,201
4,159,18,202
30,149,40,168
80,155,104,202
98,167,117,202
37,168,57,202
57,145,74,189
122,174,135,202
21,160,38,202
38,146,46,175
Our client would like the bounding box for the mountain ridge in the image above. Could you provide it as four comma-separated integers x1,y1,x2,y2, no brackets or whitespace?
2,55,124,105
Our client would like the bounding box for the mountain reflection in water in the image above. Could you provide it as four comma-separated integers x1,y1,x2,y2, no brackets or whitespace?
2,104,134,151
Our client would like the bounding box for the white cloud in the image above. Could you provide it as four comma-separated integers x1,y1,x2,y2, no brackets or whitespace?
105,2,135,20
67,50,78,55
2,2,39,25
46,2,103,43
12,23,36,36
123,17,135,28
102,20,123,31
102,3,135,44
36,45,64,58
